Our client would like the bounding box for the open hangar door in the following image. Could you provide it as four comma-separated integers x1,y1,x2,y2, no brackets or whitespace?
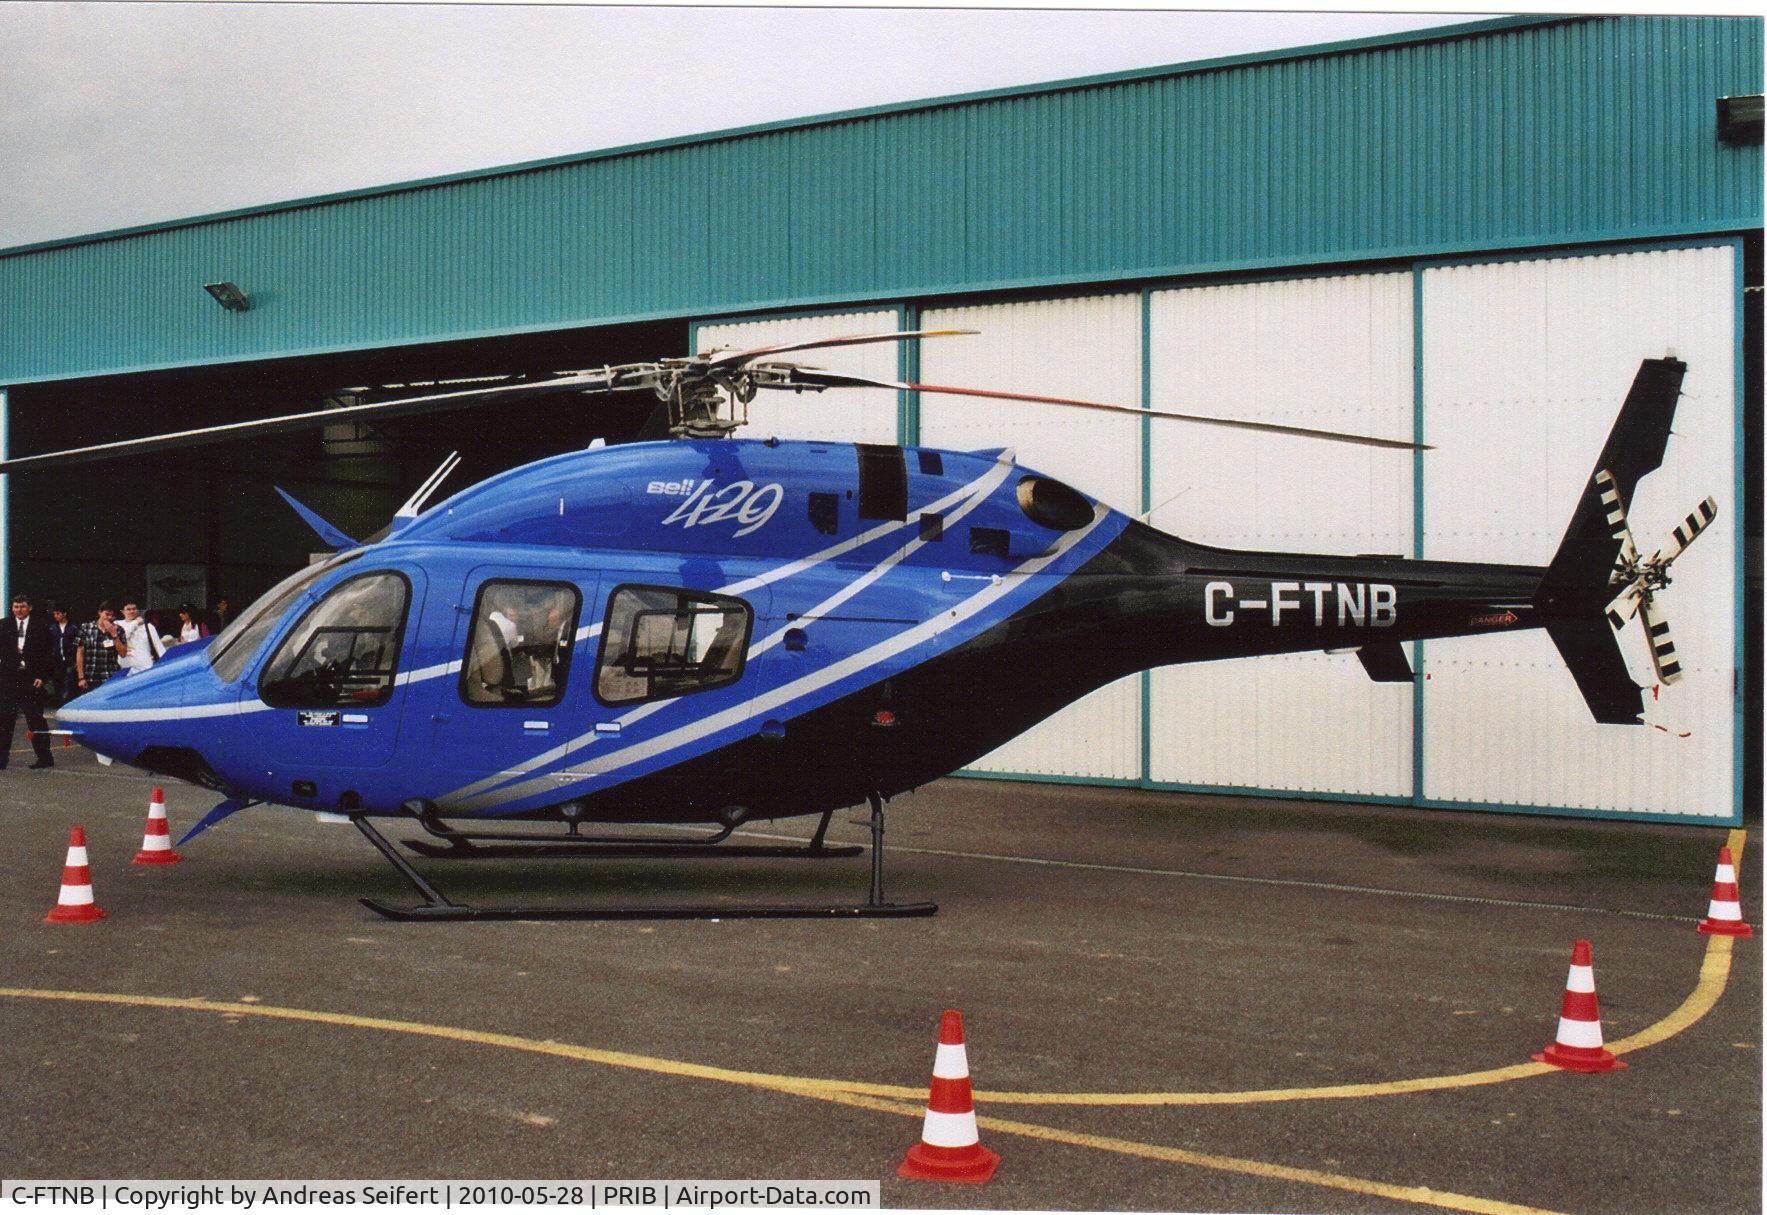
3,318,684,621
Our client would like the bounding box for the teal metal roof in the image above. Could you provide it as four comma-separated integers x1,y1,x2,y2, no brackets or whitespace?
1,14,1759,385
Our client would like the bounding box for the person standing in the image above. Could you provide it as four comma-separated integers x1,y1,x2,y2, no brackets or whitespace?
75,601,125,693
208,596,232,635
0,594,59,769
44,600,78,703
173,603,209,646
116,600,164,675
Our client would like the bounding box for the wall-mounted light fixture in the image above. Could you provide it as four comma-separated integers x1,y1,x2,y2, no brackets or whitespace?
1717,94,1763,146
203,281,251,312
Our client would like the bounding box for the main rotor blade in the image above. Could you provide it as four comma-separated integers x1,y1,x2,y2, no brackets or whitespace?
700,329,976,374
776,370,1430,452
0,371,621,474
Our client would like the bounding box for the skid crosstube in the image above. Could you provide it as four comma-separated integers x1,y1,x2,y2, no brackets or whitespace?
400,840,865,860
359,898,936,921
401,804,863,860
354,794,930,922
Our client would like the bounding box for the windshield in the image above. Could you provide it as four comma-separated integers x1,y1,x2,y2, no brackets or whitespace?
210,551,364,684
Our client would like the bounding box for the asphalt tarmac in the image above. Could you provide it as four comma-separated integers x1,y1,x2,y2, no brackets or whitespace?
0,739,1759,1214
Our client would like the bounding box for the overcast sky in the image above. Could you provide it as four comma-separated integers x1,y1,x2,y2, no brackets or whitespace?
0,3,1513,250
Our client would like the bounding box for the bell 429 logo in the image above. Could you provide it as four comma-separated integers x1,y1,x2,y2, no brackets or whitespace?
653,478,785,538
1205,581,1397,627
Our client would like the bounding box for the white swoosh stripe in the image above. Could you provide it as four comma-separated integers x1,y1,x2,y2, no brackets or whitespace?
449,506,1105,813
747,456,1012,662
439,457,1016,804
59,459,1014,731
59,698,273,724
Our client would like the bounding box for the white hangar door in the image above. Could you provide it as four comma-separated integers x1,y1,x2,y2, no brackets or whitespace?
920,294,1144,782
694,310,902,444
1146,274,1418,797
1419,246,1737,819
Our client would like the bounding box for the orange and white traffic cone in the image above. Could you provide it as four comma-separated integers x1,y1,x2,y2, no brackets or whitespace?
44,826,107,924
1532,939,1625,1073
1697,845,1751,937
132,787,181,866
897,1010,1000,1184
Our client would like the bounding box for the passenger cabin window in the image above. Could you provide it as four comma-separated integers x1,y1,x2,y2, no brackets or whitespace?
460,581,581,707
258,571,409,708
595,585,752,706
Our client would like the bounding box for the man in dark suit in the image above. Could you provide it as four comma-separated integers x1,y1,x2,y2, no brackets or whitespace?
44,600,78,704
1,593,59,769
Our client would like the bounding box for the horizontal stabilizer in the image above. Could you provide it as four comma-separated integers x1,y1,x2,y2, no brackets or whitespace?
1356,640,1414,683
1546,618,1644,725
274,487,359,550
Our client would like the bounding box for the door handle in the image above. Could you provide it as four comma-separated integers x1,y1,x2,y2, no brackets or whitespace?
431,713,450,723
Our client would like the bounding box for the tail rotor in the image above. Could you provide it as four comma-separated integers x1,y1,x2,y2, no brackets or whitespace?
1597,470,1716,688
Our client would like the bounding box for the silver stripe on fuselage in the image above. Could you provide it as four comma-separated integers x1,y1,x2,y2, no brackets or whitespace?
58,698,273,724
437,456,1017,804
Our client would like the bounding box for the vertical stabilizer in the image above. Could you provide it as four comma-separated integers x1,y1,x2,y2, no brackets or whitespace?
1538,357,1688,725
1540,358,1686,608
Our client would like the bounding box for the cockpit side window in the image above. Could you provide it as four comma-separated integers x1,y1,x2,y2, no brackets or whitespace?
594,585,752,707
211,551,364,684
459,580,581,708
258,571,411,708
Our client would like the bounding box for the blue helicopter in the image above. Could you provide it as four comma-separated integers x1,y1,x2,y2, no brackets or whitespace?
7,332,1713,920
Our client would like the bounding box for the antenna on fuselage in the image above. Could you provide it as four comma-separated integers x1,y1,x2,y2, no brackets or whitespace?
396,451,461,519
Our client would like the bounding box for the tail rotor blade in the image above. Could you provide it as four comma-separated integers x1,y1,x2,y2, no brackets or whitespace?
1639,595,1683,685
1593,468,1640,572
1605,583,1644,631
1652,496,1718,566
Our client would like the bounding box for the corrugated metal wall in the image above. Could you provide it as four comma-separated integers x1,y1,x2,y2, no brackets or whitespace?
1418,246,1736,818
2,15,1760,384
1146,273,1417,796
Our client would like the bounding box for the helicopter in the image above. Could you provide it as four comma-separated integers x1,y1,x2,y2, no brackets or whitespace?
8,331,1716,921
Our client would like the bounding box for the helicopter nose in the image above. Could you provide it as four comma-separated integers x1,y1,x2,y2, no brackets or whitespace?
57,663,195,766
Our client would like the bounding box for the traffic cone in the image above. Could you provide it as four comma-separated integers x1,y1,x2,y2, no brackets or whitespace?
897,1010,1000,1184
132,787,181,866
1697,846,1752,937
44,826,107,924
1532,940,1625,1073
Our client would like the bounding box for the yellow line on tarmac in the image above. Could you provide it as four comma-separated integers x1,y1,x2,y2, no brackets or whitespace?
818,828,1748,1105
1,826,1744,1113
2,827,1741,1215
0,986,1564,1215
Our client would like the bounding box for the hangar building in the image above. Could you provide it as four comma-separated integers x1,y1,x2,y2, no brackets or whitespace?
0,14,1759,824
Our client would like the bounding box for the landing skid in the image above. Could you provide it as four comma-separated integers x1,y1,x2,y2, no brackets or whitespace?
355,795,935,922
400,807,863,860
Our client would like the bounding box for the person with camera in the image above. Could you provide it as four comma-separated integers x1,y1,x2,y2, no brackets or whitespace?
75,601,126,692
